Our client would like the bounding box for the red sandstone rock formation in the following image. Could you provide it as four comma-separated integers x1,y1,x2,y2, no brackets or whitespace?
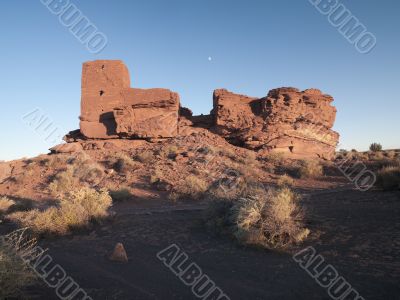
212,88,339,159
80,60,179,139
80,60,130,139
74,60,339,159
114,88,179,138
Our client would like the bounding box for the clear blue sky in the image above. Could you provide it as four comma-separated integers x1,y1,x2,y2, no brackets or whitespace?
1,0,399,161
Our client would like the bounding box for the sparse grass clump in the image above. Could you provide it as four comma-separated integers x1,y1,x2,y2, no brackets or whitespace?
135,150,154,163
170,175,209,200
49,156,105,195
376,166,400,190
218,147,236,160
49,166,75,195
0,196,15,214
9,188,112,235
385,150,396,159
265,152,285,164
150,167,164,184
277,174,294,187
0,229,39,299
368,151,385,161
205,187,309,249
237,151,258,167
159,145,179,159
110,153,138,173
41,154,69,169
296,160,323,179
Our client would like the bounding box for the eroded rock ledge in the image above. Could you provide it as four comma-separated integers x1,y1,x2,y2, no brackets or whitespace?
68,60,339,159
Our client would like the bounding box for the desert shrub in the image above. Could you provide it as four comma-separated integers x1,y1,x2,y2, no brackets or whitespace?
351,151,368,161
70,154,104,184
385,150,396,159
68,187,112,219
0,229,39,299
24,160,36,173
110,153,138,173
110,188,132,202
205,187,309,249
369,143,382,152
0,196,15,214
150,168,164,184
9,188,112,235
208,175,264,201
171,175,209,200
218,147,236,160
238,151,258,166
376,166,400,190
295,160,323,179
41,155,66,169
163,145,179,158
265,152,285,164
49,157,105,194
77,164,104,185
49,166,75,194
197,146,216,156
150,175,160,184
135,150,154,163
277,174,294,187
368,151,385,161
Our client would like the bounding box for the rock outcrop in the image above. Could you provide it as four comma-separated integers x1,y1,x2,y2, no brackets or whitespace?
114,88,179,138
80,60,130,139
80,60,179,139
212,88,339,159
74,60,339,159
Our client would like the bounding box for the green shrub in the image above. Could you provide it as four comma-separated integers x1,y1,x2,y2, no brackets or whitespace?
369,143,382,152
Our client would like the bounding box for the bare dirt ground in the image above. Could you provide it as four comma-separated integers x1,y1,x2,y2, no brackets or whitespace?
1,139,399,299
3,186,397,300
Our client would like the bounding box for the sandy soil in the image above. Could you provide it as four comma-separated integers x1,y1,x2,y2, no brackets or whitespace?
2,186,397,300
